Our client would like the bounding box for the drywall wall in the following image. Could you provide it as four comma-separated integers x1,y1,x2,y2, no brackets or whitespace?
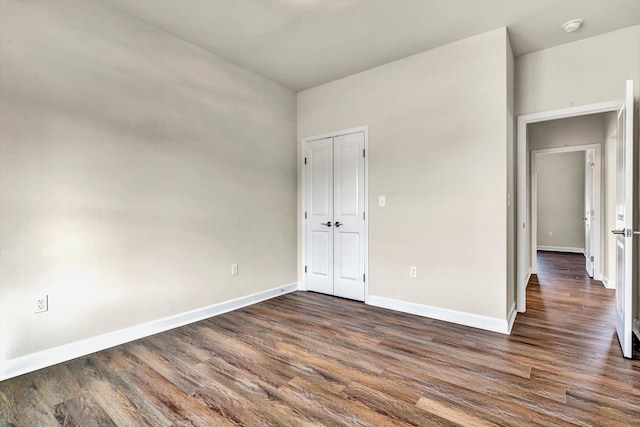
528,114,606,150
535,152,585,249
0,0,296,364
516,25,640,115
517,25,639,328
298,28,512,323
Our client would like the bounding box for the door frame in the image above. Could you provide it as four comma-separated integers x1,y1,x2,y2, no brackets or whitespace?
530,144,602,279
517,101,622,312
300,125,369,301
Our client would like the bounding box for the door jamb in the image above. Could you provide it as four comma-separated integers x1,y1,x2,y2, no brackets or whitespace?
517,101,622,313
300,125,370,302
530,144,602,279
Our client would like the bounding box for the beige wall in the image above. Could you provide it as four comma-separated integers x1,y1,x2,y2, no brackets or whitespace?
298,28,512,321
516,25,640,115
0,0,297,362
535,152,585,249
529,114,606,150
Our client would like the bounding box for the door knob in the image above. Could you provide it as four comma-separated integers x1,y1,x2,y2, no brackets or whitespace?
611,229,625,235
335,221,343,227
321,221,332,227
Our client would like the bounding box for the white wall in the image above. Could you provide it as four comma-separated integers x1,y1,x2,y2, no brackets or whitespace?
0,0,297,368
516,25,640,115
535,152,585,249
298,28,513,326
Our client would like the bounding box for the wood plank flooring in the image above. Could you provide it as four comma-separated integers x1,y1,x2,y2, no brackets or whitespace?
2,251,639,426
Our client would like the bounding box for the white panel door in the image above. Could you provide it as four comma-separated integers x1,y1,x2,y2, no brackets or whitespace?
333,132,365,301
584,150,594,277
613,80,635,358
305,138,334,295
304,131,366,302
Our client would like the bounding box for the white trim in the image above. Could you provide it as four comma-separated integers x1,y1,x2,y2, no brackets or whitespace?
507,303,518,334
0,282,299,381
300,125,369,302
368,295,512,335
517,99,623,313
536,246,585,254
602,276,614,289
531,144,602,280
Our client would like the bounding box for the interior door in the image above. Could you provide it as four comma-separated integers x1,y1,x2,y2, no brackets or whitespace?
305,131,366,302
613,79,635,358
584,150,594,277
333,132,365,301
305,137,334,295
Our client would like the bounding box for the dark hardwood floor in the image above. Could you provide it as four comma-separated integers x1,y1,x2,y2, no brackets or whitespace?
2,251,639,426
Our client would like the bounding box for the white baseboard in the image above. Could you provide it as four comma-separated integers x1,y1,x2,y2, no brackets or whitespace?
507,303,517,334
1,282,299,381
525,270,532,288
537,246,584,254
601,276,615,289
367,295,512,335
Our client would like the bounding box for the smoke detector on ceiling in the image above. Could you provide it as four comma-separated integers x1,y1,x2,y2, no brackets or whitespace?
562,19,583,33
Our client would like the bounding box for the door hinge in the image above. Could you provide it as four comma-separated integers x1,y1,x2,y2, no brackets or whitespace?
305,211,307,219
363,149,365,158
363,274,366,282
590,256,595,262
363,211,366,220
305,265,307,273
304,157,307,165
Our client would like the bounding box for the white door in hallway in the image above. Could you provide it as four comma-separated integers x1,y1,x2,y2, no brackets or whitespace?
613,80,635,358
305,132,366,301
584,149,595,277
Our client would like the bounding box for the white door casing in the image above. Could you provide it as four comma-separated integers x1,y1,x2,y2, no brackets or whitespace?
303,127,368,302
613,80,634,358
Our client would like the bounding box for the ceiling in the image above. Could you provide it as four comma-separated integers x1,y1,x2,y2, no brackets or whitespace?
99,0,640,91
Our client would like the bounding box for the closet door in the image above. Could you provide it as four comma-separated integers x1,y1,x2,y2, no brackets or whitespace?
305,138,334,295
333,132,365,301
305,132,366,301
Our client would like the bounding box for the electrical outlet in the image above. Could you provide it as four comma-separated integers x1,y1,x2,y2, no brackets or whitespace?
409,266,417,278
378,195,386,207
548,231,553,237
35,295,48,313
231,264,238,276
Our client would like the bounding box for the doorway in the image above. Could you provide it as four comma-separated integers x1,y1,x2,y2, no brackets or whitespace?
301,126,369,302
531,145,602,279
516,100,622,313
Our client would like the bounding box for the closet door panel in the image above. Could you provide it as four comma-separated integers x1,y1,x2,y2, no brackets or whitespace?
305,138,334,295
